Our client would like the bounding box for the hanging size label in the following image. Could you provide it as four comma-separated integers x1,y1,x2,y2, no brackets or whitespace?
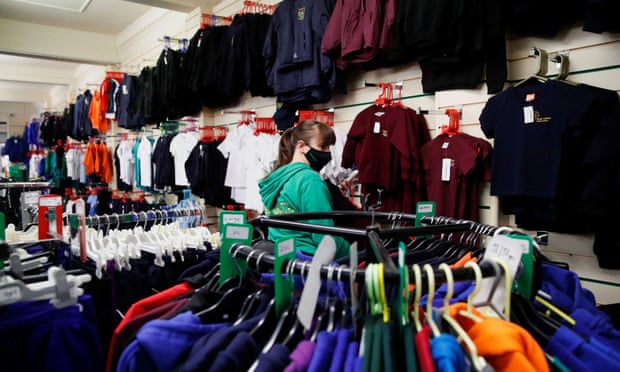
278,238,295,257
525,93,536,102
222,213,244,225
275,237,296,317
39,196,62,207
441,142,449,150
417,203,434,214
485,235,528,271
441,158,452,181
523,106,534,124
474,235,528,316
0,286,21,305
219,223,253,286
225,225,251,240
23,191,40,206
219,210,246,229
373,122,381,134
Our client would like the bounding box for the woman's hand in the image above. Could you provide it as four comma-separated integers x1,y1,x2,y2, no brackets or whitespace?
338,170,359,197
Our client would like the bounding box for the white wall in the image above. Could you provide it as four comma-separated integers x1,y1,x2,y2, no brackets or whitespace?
0,101,44,135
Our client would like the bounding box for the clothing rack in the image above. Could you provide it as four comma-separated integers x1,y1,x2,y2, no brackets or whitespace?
229,243,497,286
220,109,256,115
0,181,50,189
363,80,404,88
201,13,233,27
158,36,186,43
249,213,468,239
415,106,463,117
420,215,501,236
68,206,203,229
249,213,472,269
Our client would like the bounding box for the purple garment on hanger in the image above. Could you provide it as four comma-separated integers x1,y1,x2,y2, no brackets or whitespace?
284,340,317,372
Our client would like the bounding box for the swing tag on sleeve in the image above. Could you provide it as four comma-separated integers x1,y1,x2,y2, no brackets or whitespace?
373,122,381,134
441,158,451,181
523,106,534,124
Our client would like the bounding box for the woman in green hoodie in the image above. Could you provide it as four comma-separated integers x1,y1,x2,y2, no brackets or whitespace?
259,120,350,258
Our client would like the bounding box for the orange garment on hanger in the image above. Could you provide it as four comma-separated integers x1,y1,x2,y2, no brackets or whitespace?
96,143,112,183
89,91,108,133
83,142,98,176
448,252,478,269
448,302,550,372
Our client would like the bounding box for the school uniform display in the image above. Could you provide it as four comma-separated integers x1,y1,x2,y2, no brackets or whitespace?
341,102,430,213
479,79,620,267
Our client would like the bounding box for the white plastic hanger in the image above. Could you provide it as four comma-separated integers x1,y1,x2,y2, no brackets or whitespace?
411,264,423,332
458,262,484,323
437,263,490,372
423,264,441,337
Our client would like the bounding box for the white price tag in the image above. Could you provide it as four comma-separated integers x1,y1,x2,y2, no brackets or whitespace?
0,286,21,305
474,235,527,315
39,196,62,207
373,122,381,134
278,238,295,257
222,214,244,225
23,191,40,206
226,225,250,240
441,158,451,182
523,106,534,124
76,202,85,216
417,203,433,214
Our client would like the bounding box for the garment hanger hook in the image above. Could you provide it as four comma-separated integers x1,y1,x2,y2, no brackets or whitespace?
256,251,267,269
438,263,454,310
465,261,483,314
412,264,423,331
423,264,441,337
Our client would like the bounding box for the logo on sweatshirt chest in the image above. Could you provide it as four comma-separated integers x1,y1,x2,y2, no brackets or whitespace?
297,7,305,21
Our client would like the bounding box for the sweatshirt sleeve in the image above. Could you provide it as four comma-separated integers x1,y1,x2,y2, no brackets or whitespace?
262,8,279,89
301,179,350,258
341,109,369,169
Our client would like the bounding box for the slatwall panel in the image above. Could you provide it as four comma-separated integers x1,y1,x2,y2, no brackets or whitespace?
205,1,620,304
505,30,620,305
109,2,620,303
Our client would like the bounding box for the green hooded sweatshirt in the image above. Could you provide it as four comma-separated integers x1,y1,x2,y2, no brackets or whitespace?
259,162,350,258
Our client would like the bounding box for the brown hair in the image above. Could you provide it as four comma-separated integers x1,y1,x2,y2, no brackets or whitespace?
273,120,336,170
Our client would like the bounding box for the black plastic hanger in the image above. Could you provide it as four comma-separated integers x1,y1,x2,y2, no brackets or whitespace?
249,298,277,342
196,285,253,323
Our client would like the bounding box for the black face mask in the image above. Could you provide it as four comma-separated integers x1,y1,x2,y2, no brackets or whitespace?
305,147,331,171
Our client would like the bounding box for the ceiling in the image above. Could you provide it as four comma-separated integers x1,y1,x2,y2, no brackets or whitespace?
0,0,209,117
0,0,151,34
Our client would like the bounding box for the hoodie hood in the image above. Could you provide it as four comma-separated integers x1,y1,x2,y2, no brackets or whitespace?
259,162,315,210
